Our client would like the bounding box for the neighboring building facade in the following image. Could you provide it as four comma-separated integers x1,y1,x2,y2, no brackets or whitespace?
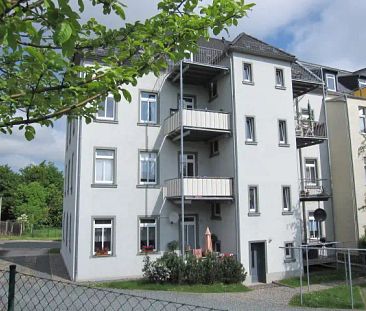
61,33,364,284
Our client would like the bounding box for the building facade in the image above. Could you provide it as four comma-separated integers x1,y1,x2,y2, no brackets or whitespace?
61,33,364,284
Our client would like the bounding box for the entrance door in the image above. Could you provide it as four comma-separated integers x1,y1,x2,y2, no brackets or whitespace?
250,242,266,283
181,216,197,250
182,96,195,110
179,153,196,177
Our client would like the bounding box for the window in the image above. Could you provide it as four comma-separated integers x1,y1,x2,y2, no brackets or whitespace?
245,117,256,142
139,218,157,252
210,140,219,156
275,68,285,87
248,186,258,213
64,163,68,195
282,186,291,212
139,152,157,185
243,63,253,82
209,81,217,100
359,107,366,133
67,159,71,194
284,242,294,260
97,94,115,121
325,73,336,91
70,153,74,194
305,159,318,186
93,219,113,256
140,92,158,124
359,79,366,89
211,202,221,218
308,212,321,239
278,120,288,145
179,153,196,177
94,149,115,184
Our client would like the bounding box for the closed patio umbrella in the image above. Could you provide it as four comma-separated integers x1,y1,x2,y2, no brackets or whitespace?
204,226,213,254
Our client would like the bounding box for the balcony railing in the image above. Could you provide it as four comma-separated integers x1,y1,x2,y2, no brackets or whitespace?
295,118,327,138
299,179,331,201
164,109,231,137
165,177,233,199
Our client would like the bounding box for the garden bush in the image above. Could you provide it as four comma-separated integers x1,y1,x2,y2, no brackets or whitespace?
142,252,247,284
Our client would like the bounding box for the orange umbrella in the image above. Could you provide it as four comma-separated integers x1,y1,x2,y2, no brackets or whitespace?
204,226,213,253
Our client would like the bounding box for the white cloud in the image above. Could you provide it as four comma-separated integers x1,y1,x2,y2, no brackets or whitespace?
0,120,65,171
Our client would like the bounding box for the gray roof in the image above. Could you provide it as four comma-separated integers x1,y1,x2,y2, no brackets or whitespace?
292,61,323,84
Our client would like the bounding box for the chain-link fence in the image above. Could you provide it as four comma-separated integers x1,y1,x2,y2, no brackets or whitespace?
282,244,366,310
0,265,225,311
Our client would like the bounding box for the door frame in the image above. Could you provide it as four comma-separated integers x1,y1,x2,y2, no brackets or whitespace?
249,240,267,283
177,151,198,177
304,157,319,186
177,94,197,109
179,214,199,250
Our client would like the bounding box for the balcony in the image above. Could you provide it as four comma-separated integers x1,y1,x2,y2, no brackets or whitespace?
299,179,331,201
295,118,327,148
168,47,229,85
165,177,233,201
164,109,231,141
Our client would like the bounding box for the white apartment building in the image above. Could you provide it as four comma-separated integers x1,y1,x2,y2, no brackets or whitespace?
61,33,352,284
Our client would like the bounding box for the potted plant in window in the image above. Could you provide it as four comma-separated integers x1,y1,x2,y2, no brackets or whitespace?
96,247,109,256
142,245,154,253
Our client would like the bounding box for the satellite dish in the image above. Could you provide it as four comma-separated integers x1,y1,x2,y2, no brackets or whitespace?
169,212,179,224
314,208,327,222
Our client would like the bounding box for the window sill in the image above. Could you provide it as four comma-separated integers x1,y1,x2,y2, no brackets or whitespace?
91,254,115,259
278,143,290,148
136,184,160,189
94,119,118,124
137,122,160,127
137,251,160,256
275,85,286,90
245,141,258,145
248,212,261,217
242,80,254,86
91,183,117,188
284,258,296,263
282,211,294,215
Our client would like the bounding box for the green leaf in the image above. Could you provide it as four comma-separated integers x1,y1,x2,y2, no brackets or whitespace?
24,126,35,141
77,0,84,12
121,89,131,102
54,21,73,45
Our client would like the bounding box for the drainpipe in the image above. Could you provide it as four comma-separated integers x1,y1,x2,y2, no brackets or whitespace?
179,61,185,259
229,54,241,261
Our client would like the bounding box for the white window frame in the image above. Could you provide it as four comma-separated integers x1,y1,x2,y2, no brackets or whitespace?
245,116,256,142
278,120,288,145
179,153,196,177
92,219,113,256
139,218,157,252
284,242,294,260
96,94,116,121
325,73,336,91
305,159,318,186
359,79,366,89
140,92,158,124
248,186,258,213
308,212,321,240
275,68,285,87
243,63,253,83
359,107,366,133
94,149,115,184
139,152,158,185
282,186,291,212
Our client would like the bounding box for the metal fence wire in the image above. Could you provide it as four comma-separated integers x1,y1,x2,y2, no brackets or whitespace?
0,266,225,311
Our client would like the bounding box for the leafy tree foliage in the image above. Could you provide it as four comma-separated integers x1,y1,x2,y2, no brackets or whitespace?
0,0,254,139
0,162,63,226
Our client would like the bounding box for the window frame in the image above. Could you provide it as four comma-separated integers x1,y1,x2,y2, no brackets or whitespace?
278,120,288,146
359,79,366,89
308,211,322,240
359,107,366,134
245,116,256,143
96,93,116,121
275,68,285,88
138,151,158,186
242,62,253,84
211,202,221,219
139,91,158,125
325,73,337,92
248,185,259,214
209,81,218,100
139,217,158,253
284,242,295,260
282,186,292,212
305,158,319,186
92,218,114,257
210,140,219,157
93,148,116,186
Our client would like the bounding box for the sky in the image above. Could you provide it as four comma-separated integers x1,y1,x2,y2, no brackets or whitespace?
1,0,366,171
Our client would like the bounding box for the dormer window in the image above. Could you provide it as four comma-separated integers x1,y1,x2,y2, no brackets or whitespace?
325,73,337,92
359,79,366,89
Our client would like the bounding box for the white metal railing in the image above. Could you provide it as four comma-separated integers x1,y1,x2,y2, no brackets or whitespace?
165,177,233,198
299,179,330,198
164,109,231,136
295,118,327,138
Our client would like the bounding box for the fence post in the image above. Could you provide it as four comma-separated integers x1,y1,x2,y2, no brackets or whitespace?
7,265,16,311
299,247,303,305
348,250,354,310
306,245,310,291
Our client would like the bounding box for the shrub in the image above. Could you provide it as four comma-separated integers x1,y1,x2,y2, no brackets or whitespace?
159,252,184,283
142,256,170,283
167,240,179,252
220,256,247,284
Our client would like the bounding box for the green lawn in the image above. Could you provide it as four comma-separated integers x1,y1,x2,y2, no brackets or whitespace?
279,271,353,288
96,279,249,293
0,227,62,241
290,285,365,309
